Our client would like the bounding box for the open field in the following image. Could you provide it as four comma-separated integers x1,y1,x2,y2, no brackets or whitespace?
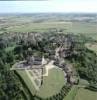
0,15,97,35
64,86,79,100
86,43,97,54
6,21,71,32
75,88,97,100
16,68,65,98
6,21,97,34
64,86,97,100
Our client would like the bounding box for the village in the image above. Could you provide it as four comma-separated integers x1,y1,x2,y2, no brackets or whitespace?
11,37,78,90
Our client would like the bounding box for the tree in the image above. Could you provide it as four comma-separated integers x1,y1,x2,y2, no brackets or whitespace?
6,52,14,64
14,45,23,54
0,58,4,70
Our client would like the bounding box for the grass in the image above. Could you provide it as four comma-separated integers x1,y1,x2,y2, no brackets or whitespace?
85,43,97,54
16,70,37,95
79,79,89,86
5,45,16,52
36,68,65,98
68,22,97,34
1,16,97,40
6,21,97,34
64,86,79,100
0,15,96,34
64,85,97,100
6,21,71,32
16,68,65,98
75,88,97,100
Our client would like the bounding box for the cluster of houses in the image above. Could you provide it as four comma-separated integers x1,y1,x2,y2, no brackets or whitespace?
14,44,78,84
11,32,78,85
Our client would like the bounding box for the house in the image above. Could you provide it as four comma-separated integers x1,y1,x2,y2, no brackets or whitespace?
43,48,55,55
26,56,42,65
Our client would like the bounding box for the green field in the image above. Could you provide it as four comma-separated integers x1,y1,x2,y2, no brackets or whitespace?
64,86,79,100
16,70,37,95
64,86,97,100
86,43,97,54
16,68,65,98
6,22,70,32
1,15,97,35
36,68,65,98
75,88,97,100
6,21,97,34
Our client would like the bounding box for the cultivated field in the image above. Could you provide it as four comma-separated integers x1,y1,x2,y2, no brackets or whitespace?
5,21,97,34
0,14,97,36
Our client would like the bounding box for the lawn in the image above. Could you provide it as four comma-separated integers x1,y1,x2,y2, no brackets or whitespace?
75,88,97,100
36,68,65,98
16,68,65,98
16,70,37,95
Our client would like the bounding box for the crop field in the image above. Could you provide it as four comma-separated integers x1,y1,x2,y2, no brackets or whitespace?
0,15,97,35
6,21,71,32
16,68,65,98
5,21,97,34
75,88,97,100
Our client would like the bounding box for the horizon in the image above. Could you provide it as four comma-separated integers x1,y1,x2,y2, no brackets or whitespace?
0,0,97,13
0,12,97,14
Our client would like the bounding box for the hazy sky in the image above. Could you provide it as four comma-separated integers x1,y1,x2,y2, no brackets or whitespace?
0,0,97,13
